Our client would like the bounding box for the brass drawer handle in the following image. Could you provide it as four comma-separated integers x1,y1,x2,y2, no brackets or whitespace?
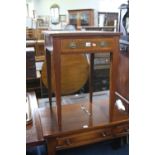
69,42,76,48
101,132,107,137
100,41,109,47
65,139,71,145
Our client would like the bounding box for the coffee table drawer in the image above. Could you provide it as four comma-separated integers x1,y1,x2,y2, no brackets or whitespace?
56,127,113,150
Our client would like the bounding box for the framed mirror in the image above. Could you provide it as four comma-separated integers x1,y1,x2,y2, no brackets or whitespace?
50,4,60,24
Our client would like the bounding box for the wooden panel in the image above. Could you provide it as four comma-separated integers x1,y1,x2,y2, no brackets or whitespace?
56,127,112,150
41,54,89,95
60,38,114,53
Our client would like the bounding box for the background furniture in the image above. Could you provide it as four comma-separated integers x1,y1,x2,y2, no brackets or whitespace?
36,15,50,28
26,28,47,60
98,12,118,32
26,73,42,98
68,9,94,30
26,47,36,79
26,47,42,97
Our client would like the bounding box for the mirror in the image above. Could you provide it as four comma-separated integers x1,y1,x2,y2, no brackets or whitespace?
50,4,60,24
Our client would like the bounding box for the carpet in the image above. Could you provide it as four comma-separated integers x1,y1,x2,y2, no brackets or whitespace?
27,138,129,155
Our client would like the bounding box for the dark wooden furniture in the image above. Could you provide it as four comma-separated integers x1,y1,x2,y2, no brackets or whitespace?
26,48,42,97
26,75,42,98
26,92,45,147
68,9,94,30
42,31,129,155
26,47,36,79
98,12,118,31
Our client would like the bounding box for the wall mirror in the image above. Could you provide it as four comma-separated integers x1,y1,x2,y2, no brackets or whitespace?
50,4,60,24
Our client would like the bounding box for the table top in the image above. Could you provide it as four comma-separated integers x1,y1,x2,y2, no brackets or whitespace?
38,94,128,138
43,30,121,37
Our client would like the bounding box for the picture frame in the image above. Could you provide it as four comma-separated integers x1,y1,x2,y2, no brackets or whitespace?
60,15,67,22
36,16,50,28
50,4,60,24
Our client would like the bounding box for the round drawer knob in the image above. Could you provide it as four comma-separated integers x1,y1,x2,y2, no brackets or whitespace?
101,132,106,137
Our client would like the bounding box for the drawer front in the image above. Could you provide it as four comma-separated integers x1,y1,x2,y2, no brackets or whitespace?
56,128,112,150
112,123,129,136
60,38,114,53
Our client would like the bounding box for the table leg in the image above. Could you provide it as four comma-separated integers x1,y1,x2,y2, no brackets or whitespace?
46,138,57,155
46,49,52,107
52,39,62,130
89,53,94,104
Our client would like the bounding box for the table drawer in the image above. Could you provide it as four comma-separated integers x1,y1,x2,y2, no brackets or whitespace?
56,128,112,150
112,123,129,136
60,38,113,53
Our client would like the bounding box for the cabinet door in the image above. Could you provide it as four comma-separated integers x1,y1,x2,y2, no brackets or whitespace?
69,12,78,27
68,9,94,29
80,11,90,26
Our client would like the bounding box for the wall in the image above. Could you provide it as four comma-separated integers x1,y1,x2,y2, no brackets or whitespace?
27,0,127,27
32,0,127,14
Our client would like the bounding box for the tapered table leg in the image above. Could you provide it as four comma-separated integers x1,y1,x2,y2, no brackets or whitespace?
89,53,94,104
46,138,57,155
46,49,52,107
52,39,62,130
